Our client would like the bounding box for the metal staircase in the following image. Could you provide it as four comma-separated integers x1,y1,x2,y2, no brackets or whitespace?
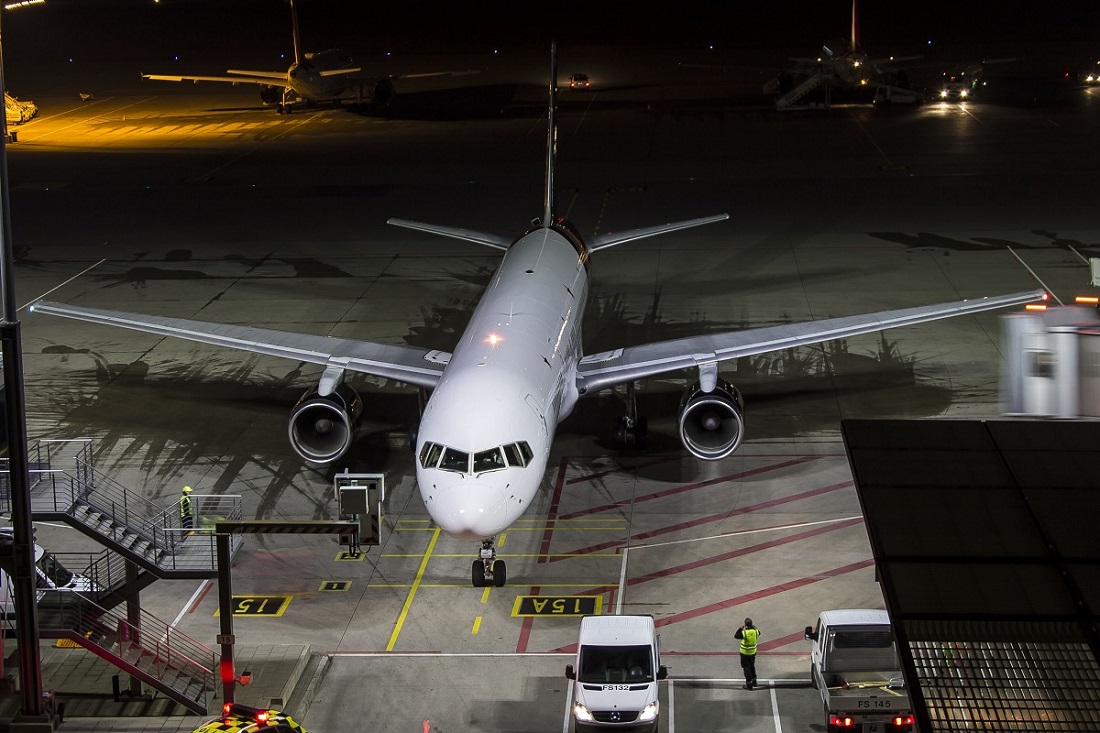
772,72,832,110
3,439,244,579
37,590,215,714
0,438,247,713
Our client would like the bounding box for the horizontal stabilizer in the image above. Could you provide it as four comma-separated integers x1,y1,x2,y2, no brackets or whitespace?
588,213,729,252
387,218,513,251
319,67,363,78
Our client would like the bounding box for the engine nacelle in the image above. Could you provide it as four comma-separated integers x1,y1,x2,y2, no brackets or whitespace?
371,79,395,105
677,381,745,461
259,85,280,105
288,382,363,464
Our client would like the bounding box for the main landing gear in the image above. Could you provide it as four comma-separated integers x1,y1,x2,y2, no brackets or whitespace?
611,382,648,450
471,538,506,587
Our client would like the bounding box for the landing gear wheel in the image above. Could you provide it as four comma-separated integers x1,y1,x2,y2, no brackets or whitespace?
611,415,648,449
493,560,507,587
471,560,486,587
612,417,628,449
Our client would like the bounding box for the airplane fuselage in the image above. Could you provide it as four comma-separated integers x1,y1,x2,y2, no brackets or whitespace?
287,49,357,101
415,224,588,541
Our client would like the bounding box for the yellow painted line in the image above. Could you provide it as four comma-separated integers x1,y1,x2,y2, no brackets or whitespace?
471,616,482,635
364,582,617,589
480,588,491,603
488,527,627,532
386,526,440,651
382,552,621,559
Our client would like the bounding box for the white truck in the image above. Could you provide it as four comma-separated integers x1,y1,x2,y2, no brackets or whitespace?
565,615,667,733
805,609,915,733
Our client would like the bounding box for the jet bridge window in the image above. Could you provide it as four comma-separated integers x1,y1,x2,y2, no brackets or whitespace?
419,442,443,469
438,448,470,474
474,447,507,474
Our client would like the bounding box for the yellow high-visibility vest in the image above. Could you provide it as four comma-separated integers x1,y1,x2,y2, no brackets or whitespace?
740,627,759,656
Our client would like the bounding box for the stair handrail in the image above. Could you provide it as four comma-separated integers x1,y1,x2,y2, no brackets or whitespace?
37,589,216,699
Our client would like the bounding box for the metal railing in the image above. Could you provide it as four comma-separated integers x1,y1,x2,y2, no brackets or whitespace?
2,439,244,576
36,589,216,712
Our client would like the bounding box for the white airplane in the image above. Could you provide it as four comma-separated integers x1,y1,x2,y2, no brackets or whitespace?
143,0,462,114
33,45,1043,587
766,0,924,109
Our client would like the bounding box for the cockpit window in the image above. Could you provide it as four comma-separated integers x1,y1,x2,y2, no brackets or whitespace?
517,441,534,463
503,443,525,467
419,442,443,469
438,448,470,473
473,447,507,474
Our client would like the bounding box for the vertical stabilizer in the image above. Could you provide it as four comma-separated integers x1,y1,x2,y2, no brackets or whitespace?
542,42,558,228
850,0,862,53
290,0,304,66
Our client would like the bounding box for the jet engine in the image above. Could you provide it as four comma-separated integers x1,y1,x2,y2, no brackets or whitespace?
370,79,395,105
677,380,745,461
288,383,363,464
259,85,281,105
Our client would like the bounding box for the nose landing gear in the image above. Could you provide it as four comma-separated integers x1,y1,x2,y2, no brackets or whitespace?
471,538,507,587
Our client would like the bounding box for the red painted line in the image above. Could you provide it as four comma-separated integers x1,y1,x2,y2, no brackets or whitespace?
573,517,865,597
551,557,874,654
557,455,822,521
759,629,814,653
655,558,875,628
550,479,853,562
537,457,571,564
188,581,213,613
566,456,679,486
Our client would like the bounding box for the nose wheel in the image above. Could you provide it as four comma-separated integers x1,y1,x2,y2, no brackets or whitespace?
471,539,507,587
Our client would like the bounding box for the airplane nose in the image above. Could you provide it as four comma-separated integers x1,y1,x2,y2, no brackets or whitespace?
425,482,510,541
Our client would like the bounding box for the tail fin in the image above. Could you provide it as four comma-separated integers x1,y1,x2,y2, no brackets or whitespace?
850,0,862,53
290,0,304,66
542,42,557,228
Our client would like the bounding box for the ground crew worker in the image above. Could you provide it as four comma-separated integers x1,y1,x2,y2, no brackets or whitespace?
735,617,760,689
180,485,194,529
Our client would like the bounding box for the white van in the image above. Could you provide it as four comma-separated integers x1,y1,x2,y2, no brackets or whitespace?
565,615,667,733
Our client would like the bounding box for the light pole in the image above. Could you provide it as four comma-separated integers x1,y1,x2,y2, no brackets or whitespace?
0,5,55,731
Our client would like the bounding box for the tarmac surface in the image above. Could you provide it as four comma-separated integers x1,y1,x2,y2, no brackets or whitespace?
1,43,1098,733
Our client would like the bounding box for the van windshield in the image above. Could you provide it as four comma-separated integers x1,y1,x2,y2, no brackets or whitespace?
37,553,74,587
578,645,653,684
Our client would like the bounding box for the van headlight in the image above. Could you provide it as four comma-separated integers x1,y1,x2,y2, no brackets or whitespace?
572,703,595,723
638,701,659,722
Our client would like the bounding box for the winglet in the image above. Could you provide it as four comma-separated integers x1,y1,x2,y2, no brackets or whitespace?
542,42,558,229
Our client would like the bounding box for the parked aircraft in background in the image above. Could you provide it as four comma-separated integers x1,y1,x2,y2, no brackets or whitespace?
765,0,923,109
144,0,466,113
33,46,1044,587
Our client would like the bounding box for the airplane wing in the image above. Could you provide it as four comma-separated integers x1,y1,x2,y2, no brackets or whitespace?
144,72,289,88
29,301,447,389
576,290,1045,394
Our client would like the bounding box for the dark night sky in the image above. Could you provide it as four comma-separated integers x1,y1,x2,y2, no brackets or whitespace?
3,1,1098,85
